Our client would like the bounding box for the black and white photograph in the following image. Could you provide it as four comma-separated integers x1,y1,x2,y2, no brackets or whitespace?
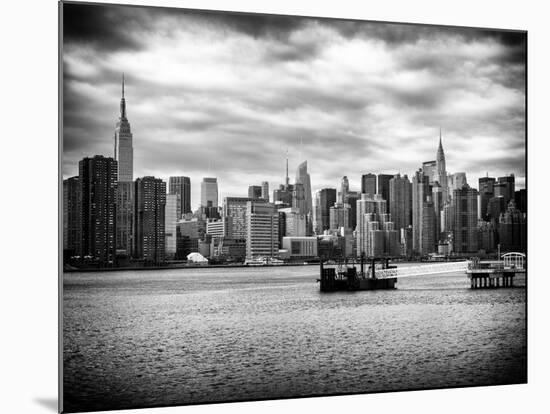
60,1,527,412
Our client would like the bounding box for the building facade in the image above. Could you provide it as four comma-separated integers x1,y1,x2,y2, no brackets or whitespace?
389,173,412,233
63,176,81,257
361,173,376,196
79,155,118,265
453,186,479,254
246,201,279,259
169,176,191,216
201,177,219,208
134,176,166,263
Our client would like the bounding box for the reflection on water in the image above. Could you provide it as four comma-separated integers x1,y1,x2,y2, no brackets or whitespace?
63,266,526,412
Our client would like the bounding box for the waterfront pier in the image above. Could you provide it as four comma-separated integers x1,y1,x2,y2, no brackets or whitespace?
466,253,525,290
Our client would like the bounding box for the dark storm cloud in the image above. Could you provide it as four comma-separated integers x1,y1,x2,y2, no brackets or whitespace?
62,3,526,206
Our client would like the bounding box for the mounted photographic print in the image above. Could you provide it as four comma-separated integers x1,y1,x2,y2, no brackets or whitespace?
60,1,527,412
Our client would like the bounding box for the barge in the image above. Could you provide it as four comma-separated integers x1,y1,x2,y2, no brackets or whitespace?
318,255,398,292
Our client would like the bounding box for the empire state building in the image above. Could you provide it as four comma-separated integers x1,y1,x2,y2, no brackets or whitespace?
114,74,134,257
114,74,133,181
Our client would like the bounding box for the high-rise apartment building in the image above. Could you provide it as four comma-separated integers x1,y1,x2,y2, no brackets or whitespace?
453,186,479,253
412,169,436,255
79,155,118,265
329,202,350,230
134,176,166,263
165,193,179,259
63,176,81,257
169,176,191,216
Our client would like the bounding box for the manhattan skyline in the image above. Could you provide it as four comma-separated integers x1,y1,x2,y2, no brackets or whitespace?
62,4,526,210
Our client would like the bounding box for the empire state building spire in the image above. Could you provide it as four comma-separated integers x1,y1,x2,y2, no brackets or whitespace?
114,73,133,182
120,73,127,120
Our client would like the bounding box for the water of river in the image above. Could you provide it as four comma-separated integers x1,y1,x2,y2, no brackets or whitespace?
63,265,526,412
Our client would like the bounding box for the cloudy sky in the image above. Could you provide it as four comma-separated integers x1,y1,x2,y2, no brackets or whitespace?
62,3,526,209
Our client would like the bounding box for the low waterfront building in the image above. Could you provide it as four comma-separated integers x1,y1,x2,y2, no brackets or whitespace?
282,236,318,259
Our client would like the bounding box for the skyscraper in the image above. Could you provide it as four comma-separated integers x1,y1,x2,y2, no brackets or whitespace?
79,155,118,265
248,185,263,200
435,129,448,200
356,194,398,257
114,75,135,257
329,202,350,230
495,174,515,205
201,177,218,208
261,181,269,201
377,174,393,212
361,173,376,196
165,193,179,259
339,176,349,204
498,199,526,252
223,197,252,239
389,173,412,233
344,191,359,231
479,176,496,221
134,176,166,263
114,74,133,181
453,185,479,253
412,169,435,255
63,176,81,258
319,188,337,232
169,176,191,216
422,161,437,185
246,201,279,259
295,161,313,216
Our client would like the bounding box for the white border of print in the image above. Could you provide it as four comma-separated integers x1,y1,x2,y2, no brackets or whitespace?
1,0,548,414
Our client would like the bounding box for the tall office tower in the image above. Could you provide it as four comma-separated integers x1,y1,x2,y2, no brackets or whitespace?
495,174,515,205
79,156,118,265
329,202,350,230
479,176,496,221
248,185,263,200
246,201,279,259
478,221,497,253
279,207,307,237
442,202,455,233
165,193,179,259
63,176,81,257
114,74,133,181
422,161,437,185
435,129,448,199
313,191,322,234
319,188,337,231
389,174,412,233
261,181,269,202
223,197,252,239
412,169,432,255
377,174,393,212
114,76,135,257
453,185,479,253
432,183,443,243
421,198,436,254
498,199,526,252
514,189,527,213
448,172,467,196
292,182,307,214
201,177,218,208
361,173,376,196
339,176,349,204
486,196,507,223
295,161,313,216
134,176,166,263
169,176,191,216
344,191,359,231
273,184,293,206
401,226,413,258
